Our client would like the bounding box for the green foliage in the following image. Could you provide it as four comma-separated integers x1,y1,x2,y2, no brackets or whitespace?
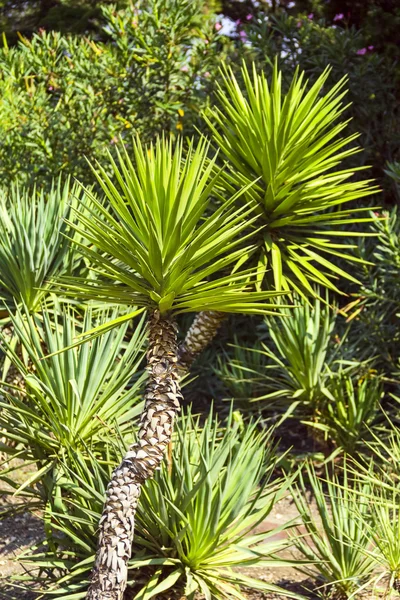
262,297,338,410
0,0,126,39
18,411,303,599
285,1,400,58
0,303,146,504
291,461,375,599
346,209,400,372
215,296,382,455
205,62,376,295
58,136,285,315
216,296,341,412
215,341,277,410
385,161,400,202
0,0,229,187
0,178,85,312
346,431,400,594
305,371,384,456
355,485,400,593
0,4,394,598
243,12,400,192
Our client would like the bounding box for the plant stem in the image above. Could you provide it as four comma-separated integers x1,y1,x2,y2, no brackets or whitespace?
178,310,225,371
86,310,182,600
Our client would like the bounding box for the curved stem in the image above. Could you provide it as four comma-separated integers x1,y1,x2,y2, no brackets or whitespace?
178,310,226,372
86,310,182,600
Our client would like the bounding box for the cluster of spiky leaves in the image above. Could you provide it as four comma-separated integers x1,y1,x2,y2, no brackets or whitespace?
205,63,378,296
0,178,87,312
216,296,339,412
349,421,400,592
262,296,338,408
215,294,384,457
304,370,383,455
0,60,382,600
18,410,302,600
57,136,286,316
0,303,147,504
291,462,375,599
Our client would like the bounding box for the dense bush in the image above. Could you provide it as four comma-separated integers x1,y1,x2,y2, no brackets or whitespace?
0,0,398,195
0,0,230,187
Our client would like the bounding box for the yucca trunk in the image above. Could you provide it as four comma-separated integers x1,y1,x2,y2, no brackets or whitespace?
86,311,182,600
178,310,225,371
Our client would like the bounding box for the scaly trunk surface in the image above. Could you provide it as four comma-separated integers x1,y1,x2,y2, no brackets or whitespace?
86,311,182,600
178,310,225,372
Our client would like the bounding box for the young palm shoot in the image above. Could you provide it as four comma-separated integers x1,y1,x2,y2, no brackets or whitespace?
58,136,287,600
180,62,378,362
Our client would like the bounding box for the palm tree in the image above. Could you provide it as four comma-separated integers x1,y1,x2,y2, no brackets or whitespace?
178,63,377,369
58,136,287,600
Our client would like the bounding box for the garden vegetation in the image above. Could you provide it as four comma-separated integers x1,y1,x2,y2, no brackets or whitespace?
0,1,399,600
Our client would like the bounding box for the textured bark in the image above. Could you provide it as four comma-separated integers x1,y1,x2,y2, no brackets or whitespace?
86,311,182,600
178,311,226,372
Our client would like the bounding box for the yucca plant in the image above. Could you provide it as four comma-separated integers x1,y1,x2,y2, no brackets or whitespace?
357,413,400,485
353,484,400,595
179,61,377,370
0,178,86,314
0,177,94,391
261,295,338,412
0,302,147,508
54,135,288,599
291,461,375,599
20,410,304,600
346,423,400,594
205,61,377,296
304,370,384,456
